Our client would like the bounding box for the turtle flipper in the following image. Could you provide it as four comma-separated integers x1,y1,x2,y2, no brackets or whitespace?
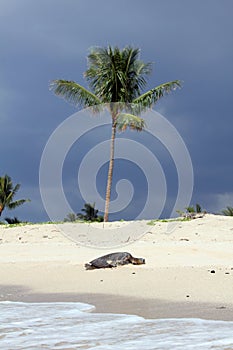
107,261,117,268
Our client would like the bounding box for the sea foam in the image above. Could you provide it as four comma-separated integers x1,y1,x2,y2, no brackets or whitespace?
0,301,233,349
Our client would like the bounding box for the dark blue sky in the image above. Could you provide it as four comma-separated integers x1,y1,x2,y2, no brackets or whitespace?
1,0,233,221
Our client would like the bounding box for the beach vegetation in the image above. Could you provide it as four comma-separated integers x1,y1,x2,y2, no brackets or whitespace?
147,217,191,225
50,46,181,222
64,213,78,222
221,206,233,216
0,174,30,217
186,203,202,213
176,203,205,219
3,221,29,228
77,202,103,222
4,217,21,224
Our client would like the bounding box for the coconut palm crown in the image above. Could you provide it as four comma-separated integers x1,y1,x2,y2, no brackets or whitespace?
50,46,181,221
0,174,30,217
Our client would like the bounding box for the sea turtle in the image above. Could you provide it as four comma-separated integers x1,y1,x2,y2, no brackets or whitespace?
85,252,145,270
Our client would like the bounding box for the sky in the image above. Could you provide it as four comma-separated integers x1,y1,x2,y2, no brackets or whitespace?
1,0,233,222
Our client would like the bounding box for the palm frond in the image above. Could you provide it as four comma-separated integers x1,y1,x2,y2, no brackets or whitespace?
49,80,102,110
7,184,20,202
132,80,182,112
13,183,20,193
222,206,233,216
0,174,12,193
7,199,30,210
116,113,145,132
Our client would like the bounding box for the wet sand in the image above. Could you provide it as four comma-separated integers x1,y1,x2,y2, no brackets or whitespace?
1,286,233,321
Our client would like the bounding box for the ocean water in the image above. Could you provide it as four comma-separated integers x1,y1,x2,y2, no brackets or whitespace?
0,302,233,350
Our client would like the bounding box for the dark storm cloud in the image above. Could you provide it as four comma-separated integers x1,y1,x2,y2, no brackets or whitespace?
0,0,232,221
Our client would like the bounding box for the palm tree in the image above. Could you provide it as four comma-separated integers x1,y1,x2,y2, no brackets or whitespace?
64,212,78,222
50,46,181,221
0,174,30,217
77,202,103,222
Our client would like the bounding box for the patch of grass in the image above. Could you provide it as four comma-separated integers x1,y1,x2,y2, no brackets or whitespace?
3,222,30,228
1,219,103,228
147,217,191,226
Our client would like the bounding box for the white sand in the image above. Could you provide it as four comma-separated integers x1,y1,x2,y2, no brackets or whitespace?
0,214,233,318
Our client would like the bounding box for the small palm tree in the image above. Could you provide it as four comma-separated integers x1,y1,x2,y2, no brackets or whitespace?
77,202,103,222
50,46,181,221
0,175,30,217
64,213,78,222
5,217,21,224
195,203,202,213
221,206,233,216
186,203,202,213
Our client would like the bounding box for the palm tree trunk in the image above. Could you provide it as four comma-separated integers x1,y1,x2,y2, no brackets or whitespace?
104,122,117,222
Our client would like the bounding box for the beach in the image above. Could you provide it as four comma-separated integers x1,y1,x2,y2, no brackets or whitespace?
0,214,233,321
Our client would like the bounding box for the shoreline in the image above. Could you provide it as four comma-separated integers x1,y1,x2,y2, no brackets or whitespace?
1,287,233,321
